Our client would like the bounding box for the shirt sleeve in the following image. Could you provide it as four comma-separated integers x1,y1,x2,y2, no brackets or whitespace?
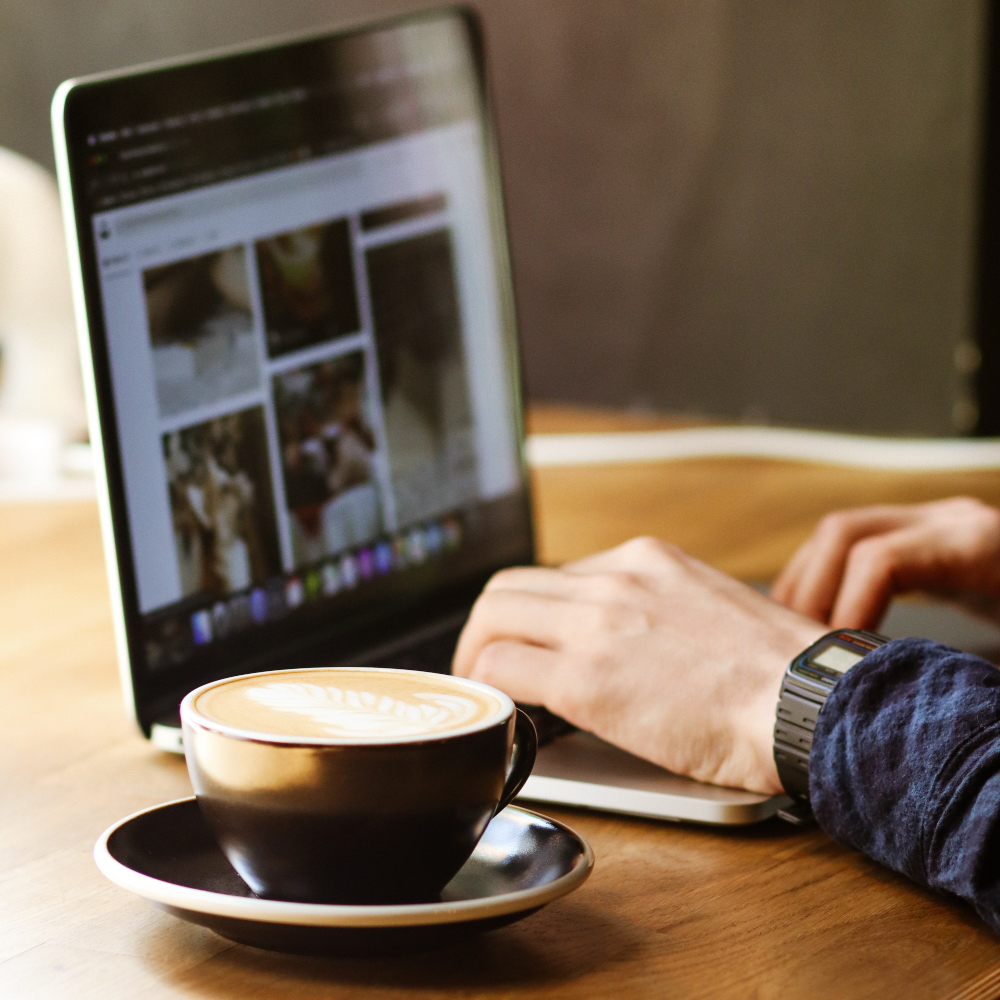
810,637,1000,933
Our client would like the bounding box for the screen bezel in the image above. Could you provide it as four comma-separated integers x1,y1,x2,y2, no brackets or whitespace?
53,6,535,734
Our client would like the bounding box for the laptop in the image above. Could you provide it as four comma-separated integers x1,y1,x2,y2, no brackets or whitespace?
52,6,1000,826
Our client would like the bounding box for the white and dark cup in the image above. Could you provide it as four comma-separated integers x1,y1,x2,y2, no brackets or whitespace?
180,667,537,905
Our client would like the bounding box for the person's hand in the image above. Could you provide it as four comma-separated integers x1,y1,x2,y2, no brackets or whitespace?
771,497,1000,630
453,538,825,794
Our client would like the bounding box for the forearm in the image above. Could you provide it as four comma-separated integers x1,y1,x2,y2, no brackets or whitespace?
810,638,1000,932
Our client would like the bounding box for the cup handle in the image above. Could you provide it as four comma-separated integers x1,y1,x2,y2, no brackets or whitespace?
495,708,538,815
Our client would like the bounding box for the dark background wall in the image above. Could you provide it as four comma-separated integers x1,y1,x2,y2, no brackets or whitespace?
0,0,988,435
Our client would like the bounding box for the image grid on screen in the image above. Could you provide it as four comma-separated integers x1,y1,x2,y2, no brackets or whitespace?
94,102,521,664
137,187,483,620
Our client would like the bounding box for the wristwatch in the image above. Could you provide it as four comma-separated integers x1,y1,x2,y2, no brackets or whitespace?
773,628,888,825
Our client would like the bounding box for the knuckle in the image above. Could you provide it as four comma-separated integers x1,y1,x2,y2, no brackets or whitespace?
944,496,999,527
846,537,892,574
620,536,681,564
815,511,853,543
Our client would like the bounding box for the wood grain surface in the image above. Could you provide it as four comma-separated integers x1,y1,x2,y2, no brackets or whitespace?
2,412,1000,998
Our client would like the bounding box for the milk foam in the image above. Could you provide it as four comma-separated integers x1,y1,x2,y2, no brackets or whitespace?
194,670,503,739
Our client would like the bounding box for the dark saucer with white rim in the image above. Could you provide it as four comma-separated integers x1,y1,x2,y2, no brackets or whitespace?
94,797,594,957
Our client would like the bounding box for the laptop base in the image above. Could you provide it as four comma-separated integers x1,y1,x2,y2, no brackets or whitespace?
520,730,787,825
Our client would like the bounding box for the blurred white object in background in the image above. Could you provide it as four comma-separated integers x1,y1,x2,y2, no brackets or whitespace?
0,147,90,494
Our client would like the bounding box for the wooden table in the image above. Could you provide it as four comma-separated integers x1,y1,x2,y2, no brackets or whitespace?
3,409,1000,999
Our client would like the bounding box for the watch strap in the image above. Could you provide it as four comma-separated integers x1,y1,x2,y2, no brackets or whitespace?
773,628,888,807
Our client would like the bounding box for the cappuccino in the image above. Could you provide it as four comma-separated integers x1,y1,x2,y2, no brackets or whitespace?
192,668,504,741
181,666,534,903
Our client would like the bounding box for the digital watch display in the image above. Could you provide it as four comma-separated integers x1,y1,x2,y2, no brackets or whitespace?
773,628,888,823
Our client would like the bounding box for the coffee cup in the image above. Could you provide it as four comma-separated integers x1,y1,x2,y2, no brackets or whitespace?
180,667,537,904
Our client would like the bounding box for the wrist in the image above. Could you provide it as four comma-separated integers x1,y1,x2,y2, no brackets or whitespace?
773,627,890,806
740,621,827,794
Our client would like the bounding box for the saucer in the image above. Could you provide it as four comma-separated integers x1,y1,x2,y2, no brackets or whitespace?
94,797,594,956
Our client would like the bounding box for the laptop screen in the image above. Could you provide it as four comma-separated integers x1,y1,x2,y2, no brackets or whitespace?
55,9,532,727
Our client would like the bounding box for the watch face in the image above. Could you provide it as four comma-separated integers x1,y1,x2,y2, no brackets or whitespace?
811,643,866,676
792,638,868,684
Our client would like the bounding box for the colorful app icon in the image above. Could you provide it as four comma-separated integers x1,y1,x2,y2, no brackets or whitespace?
286,577,305,608
425,523,443,554
321,562,341,596
191,609,213,645
374,541,394,575
357,548,375,580
406,528,427,565
340,553,359,588
249,588,268,623
211,601,230,638
305,570,322,600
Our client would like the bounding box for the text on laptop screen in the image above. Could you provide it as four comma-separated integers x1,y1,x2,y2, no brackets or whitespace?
62,13,529,690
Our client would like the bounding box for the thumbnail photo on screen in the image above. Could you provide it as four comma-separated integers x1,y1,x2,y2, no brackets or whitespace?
256,219,360,358
143,246,259,417
367,228,478,525
162,407,282,600
273,350,384,566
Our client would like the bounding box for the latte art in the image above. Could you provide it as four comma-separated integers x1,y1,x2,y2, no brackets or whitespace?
245,682,483,737
192,668,504,740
